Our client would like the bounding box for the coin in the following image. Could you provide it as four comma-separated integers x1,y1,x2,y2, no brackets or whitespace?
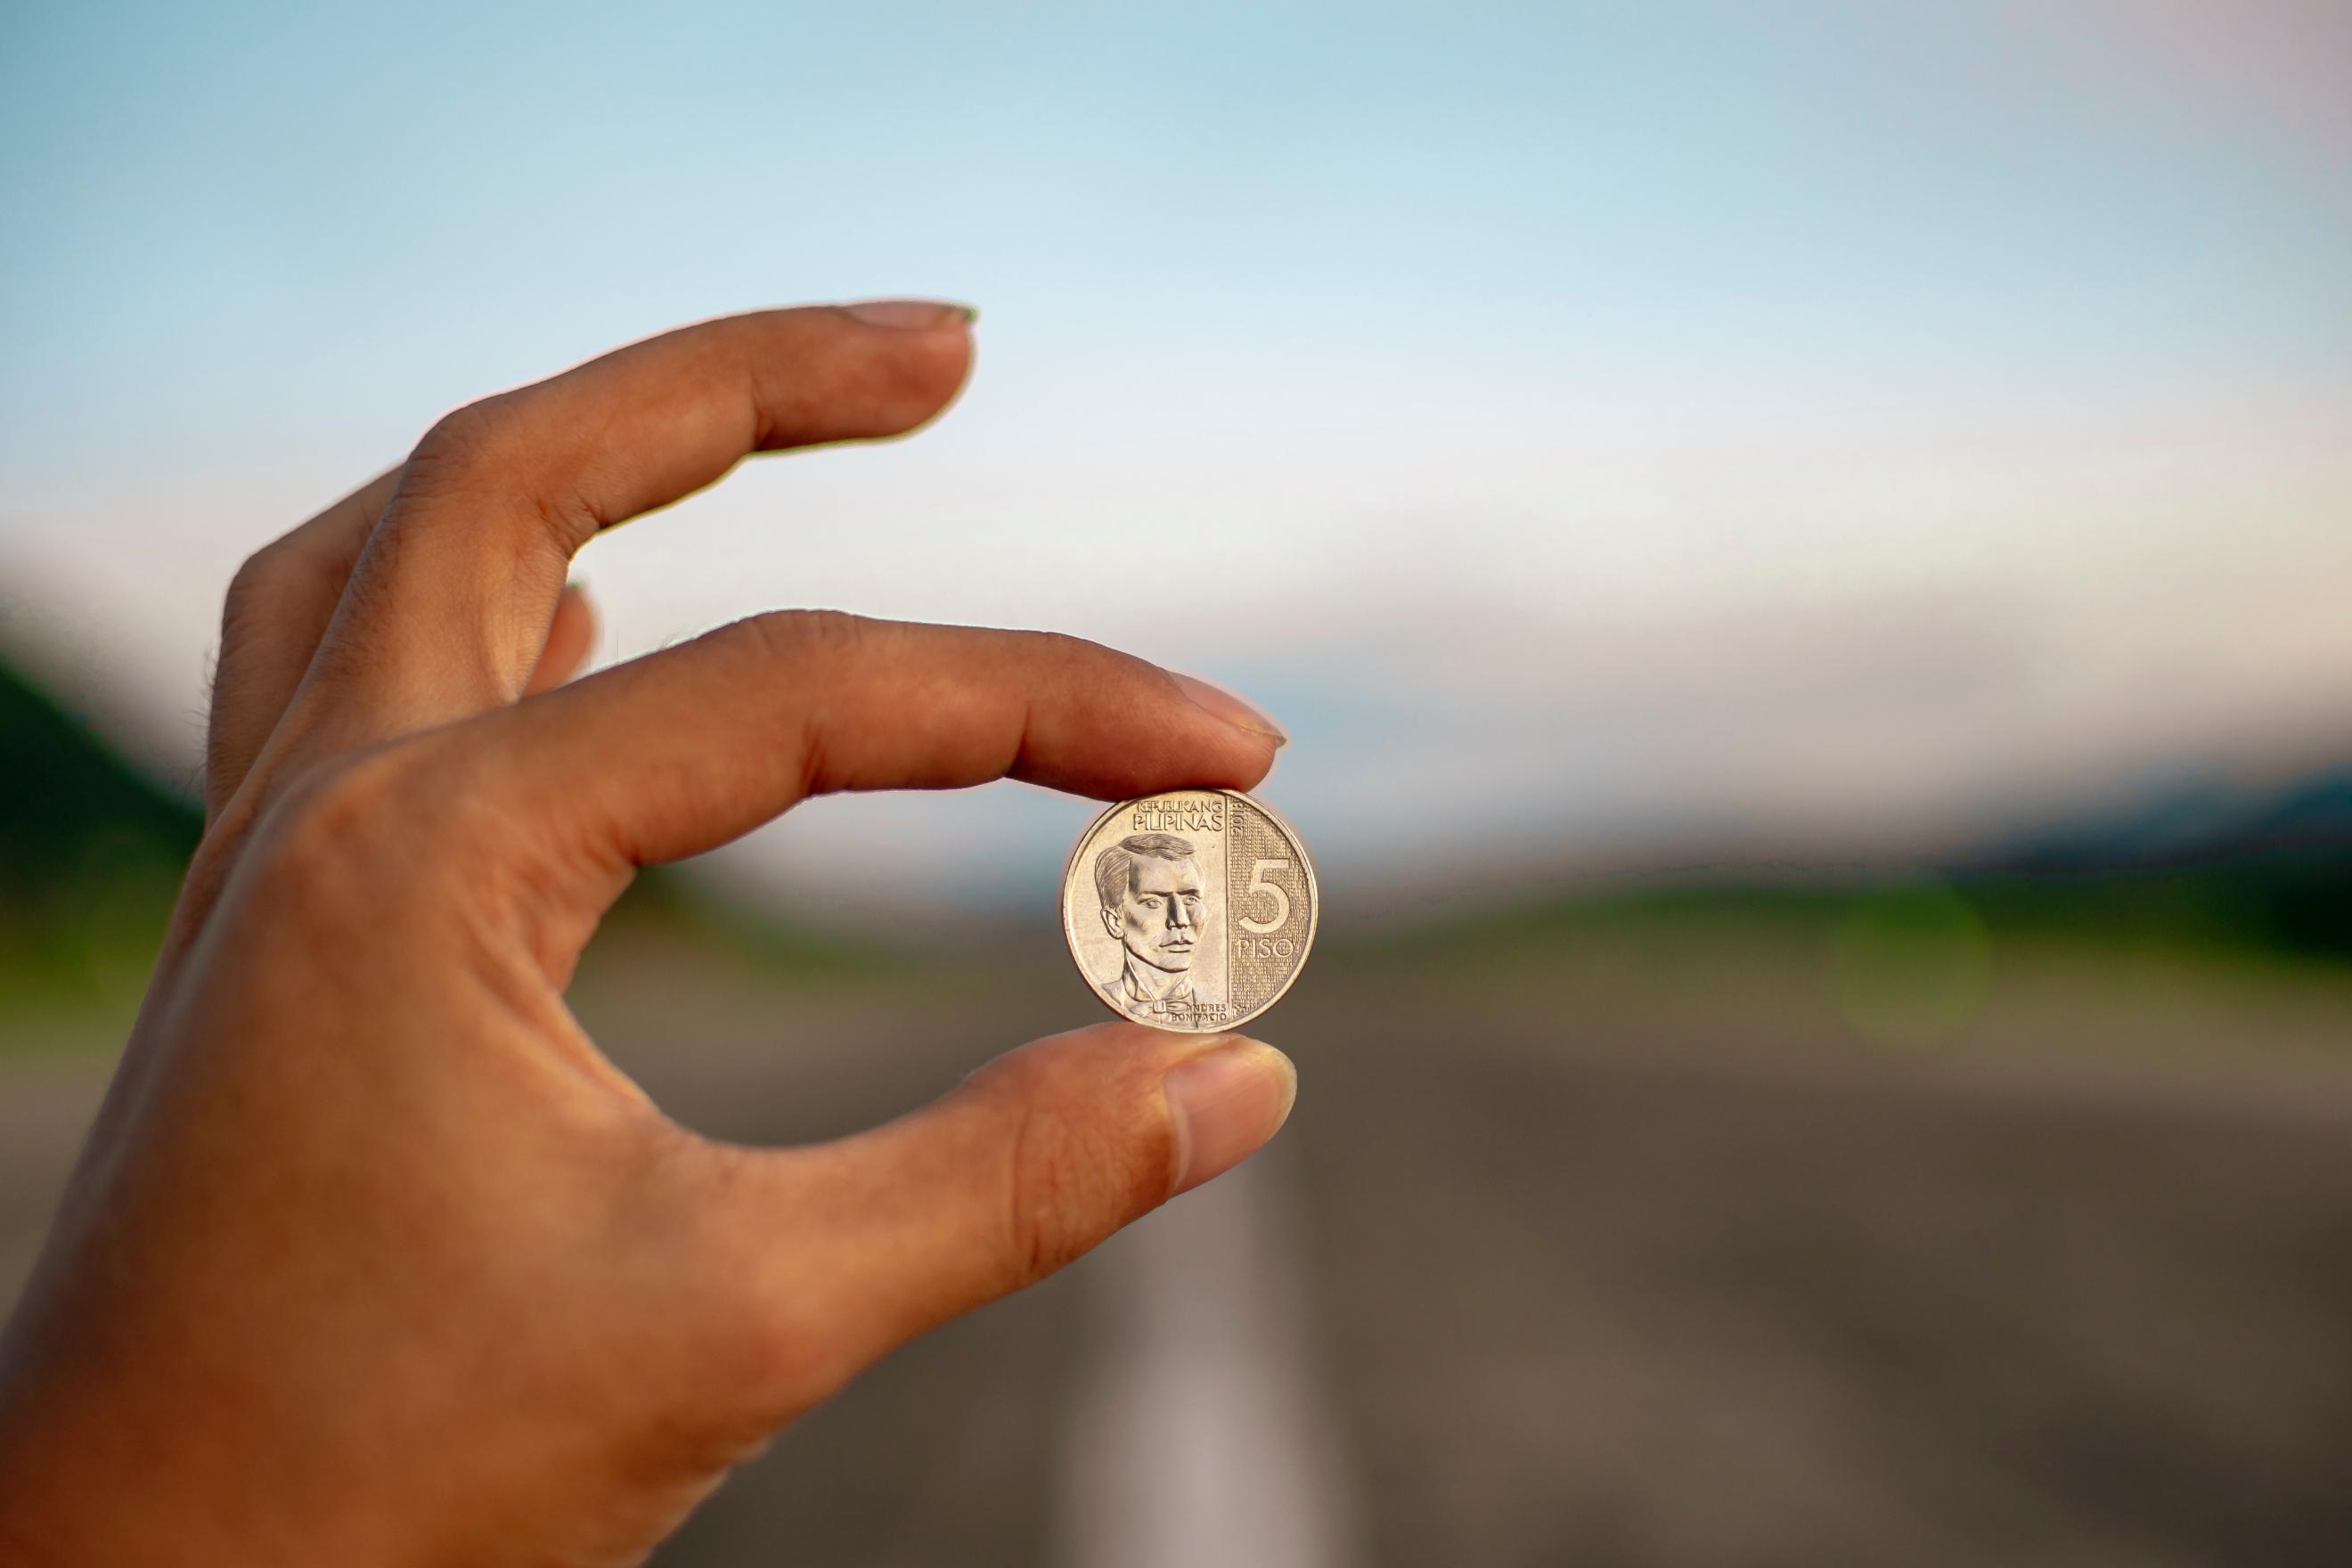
1061,788,1319,1033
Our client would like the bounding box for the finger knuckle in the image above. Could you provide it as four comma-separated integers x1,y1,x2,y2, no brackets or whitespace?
1025,628,1098,666
217,558,279,660
736,607,877,666
268,751,416,863
222,536,343,633
221,541,305,641
410,395,523,480
224,540,290,610
401,395,600,567
252,747,453,917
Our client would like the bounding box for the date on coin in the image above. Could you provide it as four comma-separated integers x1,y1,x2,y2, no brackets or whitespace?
1061,788,1319,1033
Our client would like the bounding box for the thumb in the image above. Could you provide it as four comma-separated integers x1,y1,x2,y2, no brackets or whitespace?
729,1025,1296,1409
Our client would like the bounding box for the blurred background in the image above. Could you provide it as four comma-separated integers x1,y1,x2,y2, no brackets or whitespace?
4,2,2350,1563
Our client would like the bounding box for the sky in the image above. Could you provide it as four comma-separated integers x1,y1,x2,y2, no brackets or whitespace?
4,0,2349,919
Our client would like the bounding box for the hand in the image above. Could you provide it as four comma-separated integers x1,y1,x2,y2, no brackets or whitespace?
0,304,1298,1565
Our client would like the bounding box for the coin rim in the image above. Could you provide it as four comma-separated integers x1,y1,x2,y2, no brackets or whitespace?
1060,787,1321,1033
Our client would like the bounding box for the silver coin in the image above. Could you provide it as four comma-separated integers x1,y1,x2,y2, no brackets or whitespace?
1061,788,1319,1033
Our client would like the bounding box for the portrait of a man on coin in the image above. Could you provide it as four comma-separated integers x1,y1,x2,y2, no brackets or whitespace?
1092,832,1218,1022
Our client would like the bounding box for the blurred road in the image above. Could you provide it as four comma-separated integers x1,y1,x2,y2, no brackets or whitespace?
1052,1156,1358,1568
4,918,2349,1566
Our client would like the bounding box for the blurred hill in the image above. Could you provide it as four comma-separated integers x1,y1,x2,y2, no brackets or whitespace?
1995,767,2352,868
0,652,198,1015
0,651,199,876
0,648,899,1037
1972,764,2352,964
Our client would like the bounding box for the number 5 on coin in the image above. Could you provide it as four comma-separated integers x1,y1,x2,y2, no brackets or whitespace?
1237,859,1293,934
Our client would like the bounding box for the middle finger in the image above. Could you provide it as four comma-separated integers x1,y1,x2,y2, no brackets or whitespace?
261,302,976,776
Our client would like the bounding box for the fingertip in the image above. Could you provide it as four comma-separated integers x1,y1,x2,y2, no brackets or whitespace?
558,579,599,651
1160,667,1286,794
526,583,599,694
1166,671,1287,749
1162,1036,1297,1197
845,305,977,438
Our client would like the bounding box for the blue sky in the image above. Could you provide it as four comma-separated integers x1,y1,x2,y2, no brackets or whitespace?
4,1,2349,912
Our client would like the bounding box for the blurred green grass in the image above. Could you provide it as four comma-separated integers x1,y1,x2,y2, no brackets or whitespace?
1388,855,2352,975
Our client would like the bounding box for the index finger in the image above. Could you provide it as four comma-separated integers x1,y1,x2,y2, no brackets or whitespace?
458,611,1286,896
286,303,977,755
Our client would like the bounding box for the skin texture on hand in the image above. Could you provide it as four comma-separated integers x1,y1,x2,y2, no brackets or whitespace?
0,304,1299,1566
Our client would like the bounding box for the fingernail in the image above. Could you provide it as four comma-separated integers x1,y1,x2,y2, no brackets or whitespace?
840,298,978,330
1163,1039,1297,1196
1169,671,1288,748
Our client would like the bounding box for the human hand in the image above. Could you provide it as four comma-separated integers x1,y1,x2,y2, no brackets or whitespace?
0,304,1297,1565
